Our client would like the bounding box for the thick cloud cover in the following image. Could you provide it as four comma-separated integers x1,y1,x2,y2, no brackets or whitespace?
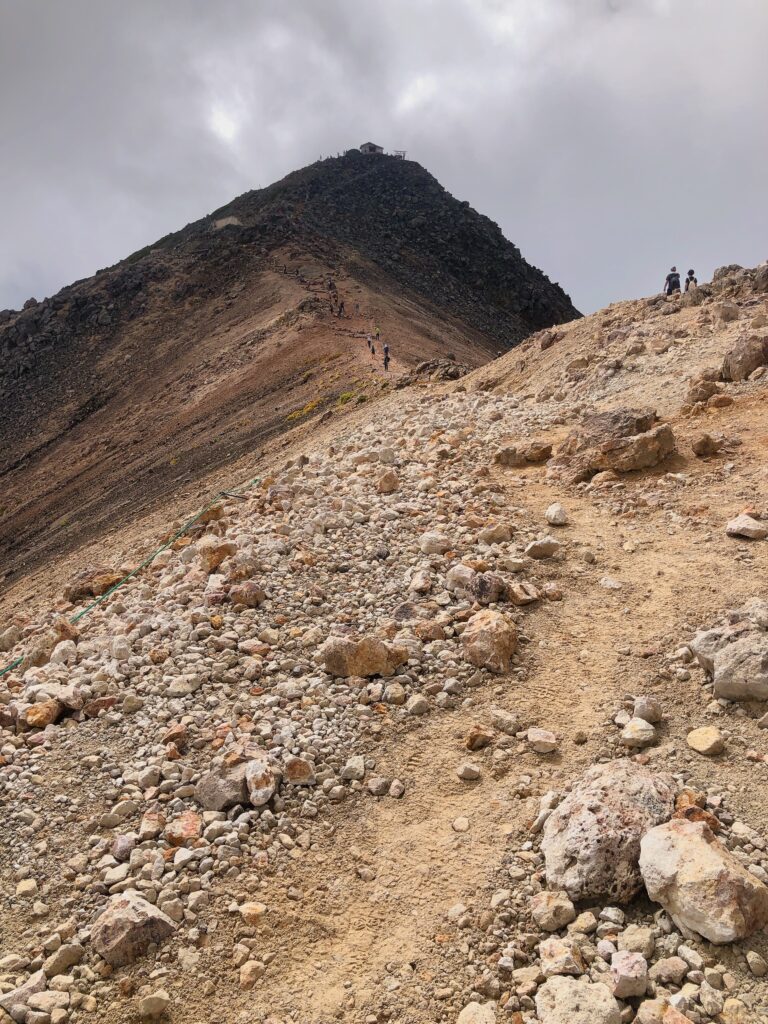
1,0,766,313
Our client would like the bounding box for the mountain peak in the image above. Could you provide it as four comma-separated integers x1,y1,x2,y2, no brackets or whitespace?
0,154,578,579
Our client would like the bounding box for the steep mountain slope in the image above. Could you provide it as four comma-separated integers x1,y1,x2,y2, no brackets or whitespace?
208,150,579,340
1,265,768,1024
0,152,578,587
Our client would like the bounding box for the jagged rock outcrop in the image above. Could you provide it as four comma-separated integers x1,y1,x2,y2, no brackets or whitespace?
550,408,675,483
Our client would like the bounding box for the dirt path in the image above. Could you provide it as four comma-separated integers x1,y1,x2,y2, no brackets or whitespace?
158,384,764,1023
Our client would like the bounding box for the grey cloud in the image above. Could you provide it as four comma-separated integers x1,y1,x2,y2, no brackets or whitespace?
1,0,766,313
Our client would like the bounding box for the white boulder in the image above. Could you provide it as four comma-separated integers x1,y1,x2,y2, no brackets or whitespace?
639,819,768,944
541,761,674,902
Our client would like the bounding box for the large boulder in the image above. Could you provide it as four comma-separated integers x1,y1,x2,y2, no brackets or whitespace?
686,377,721,405
25,699,64,728
25,681,84,712
688,619,755,674
591,423,675,474
713,263,744,282
0,624,21,652
713,635,768,701
553,409,674,482
229,581,266,607
467,572,508,605
320,635,408,678
63,565,123,603
535,976,621,1024
196,536,237,573
726,513,768,540
541,761,675,902
461,609,517,674
561,409,656,456
721,335,768,381
640,819,768,943
91,892,176,966
716,300,741,322
194,765,248,810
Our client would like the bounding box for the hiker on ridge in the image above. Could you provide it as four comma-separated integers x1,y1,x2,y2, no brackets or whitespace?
663,266,681,295
685,269,698,291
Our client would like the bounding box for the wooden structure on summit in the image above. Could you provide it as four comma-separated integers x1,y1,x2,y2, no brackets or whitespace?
359,142,384,155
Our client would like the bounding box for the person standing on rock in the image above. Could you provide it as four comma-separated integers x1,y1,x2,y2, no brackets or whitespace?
663,267,681,295
383,342,390,360
375,326,381,343
685,269,698,291
383,352,390,372
338,300,345,318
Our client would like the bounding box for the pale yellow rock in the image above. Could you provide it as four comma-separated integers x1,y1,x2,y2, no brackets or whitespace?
239,960,265,990
686,726,724,756
720,998,749,1024
320,635,408,678
196,535,237,572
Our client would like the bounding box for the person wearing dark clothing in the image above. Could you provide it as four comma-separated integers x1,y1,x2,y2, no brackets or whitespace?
338,301,345,318
664,267,681,295
685,269,697,292
383,343,390,359
383,354,390,372
371,343,376,356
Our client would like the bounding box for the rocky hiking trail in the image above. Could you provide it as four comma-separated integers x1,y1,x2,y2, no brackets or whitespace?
2,263,768,1024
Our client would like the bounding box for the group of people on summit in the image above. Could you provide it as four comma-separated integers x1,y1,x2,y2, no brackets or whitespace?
663,266,697,295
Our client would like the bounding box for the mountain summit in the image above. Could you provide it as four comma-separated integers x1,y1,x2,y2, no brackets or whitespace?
208,150,579,342
0,151,578,580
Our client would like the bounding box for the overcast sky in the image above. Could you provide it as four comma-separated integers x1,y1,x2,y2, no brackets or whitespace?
1,0,766,314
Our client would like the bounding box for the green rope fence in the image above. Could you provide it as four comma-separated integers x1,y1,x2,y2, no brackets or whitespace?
0,476,260,680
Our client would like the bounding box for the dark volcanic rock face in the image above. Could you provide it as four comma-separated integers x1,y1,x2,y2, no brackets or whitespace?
0,152,578,396
218,151,580,342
